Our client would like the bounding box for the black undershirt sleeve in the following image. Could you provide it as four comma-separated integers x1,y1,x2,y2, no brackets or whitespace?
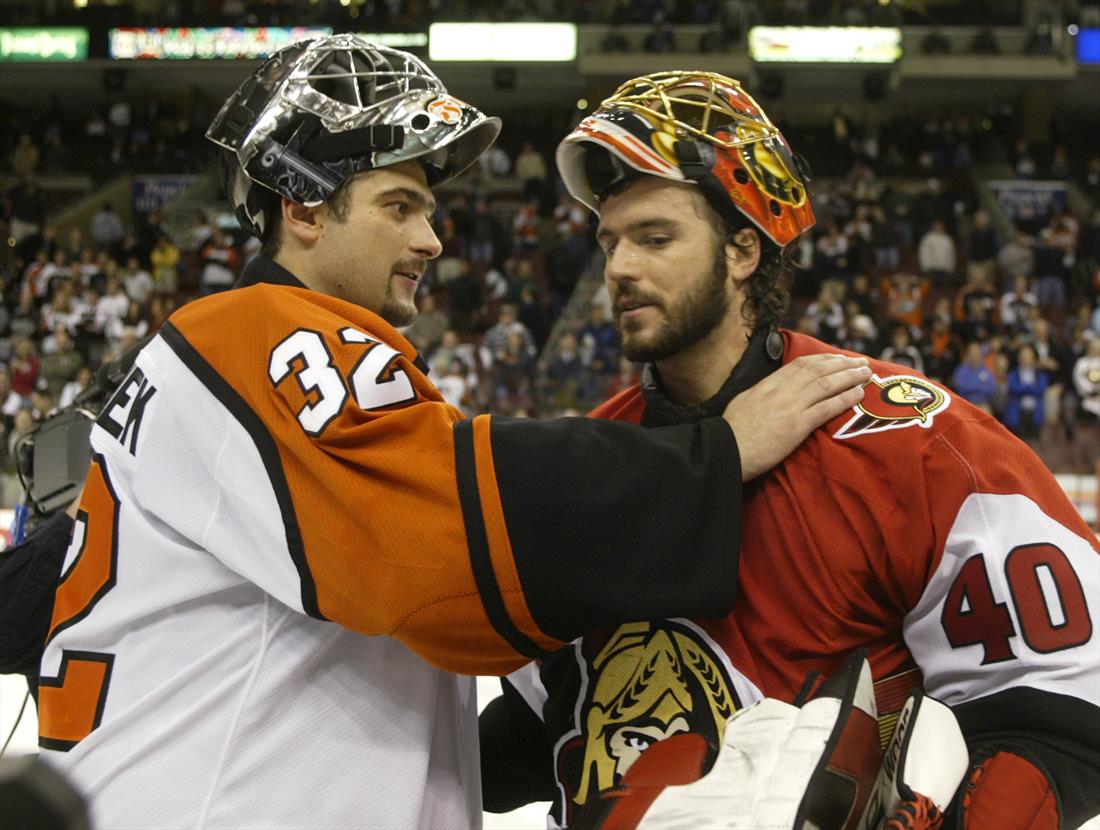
0,513,74,688
479,678,556,812
486,414,741,642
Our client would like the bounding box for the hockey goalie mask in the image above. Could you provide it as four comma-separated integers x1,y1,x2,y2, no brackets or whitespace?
556,71,814,246
207,34,501,238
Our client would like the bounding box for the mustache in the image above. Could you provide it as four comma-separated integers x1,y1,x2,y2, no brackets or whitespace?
393,260,426,277
612,287,661,311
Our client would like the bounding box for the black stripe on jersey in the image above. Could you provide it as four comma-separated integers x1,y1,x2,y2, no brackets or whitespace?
38,649,115,752
159,323,325,621
453,419,546,660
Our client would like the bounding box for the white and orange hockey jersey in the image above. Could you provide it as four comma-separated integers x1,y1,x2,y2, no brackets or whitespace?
37,258,748,829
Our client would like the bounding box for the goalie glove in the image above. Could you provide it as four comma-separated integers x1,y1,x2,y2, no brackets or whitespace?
572,651,883,830
858,692,969,830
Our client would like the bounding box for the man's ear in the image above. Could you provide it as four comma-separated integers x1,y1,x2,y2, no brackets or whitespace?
281,197,323,247
725,227,761,285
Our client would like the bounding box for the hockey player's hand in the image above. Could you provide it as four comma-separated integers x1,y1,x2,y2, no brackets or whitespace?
725,353,869,481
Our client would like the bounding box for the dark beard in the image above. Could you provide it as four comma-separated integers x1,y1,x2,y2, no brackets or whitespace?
617,237,731,363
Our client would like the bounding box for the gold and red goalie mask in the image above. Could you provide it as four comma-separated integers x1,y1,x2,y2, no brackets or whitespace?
556,71,815,246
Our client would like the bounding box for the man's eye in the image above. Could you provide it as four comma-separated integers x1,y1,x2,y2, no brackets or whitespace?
390,202,410,216
647,236,670,247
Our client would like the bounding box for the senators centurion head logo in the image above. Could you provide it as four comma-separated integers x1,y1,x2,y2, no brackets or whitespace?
834,373,951,440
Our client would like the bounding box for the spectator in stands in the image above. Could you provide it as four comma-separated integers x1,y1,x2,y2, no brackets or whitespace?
187,210,215,253
401,292,449,354
1028,317,1073,434
953,341,999,414
90,202,126,250
1085,156,1100,203
150,233,181,295
1033,228,1067,308
95,274,131,336
1073,338,1100,421
446,260,484,335
6,176,45,248
514,142,548,201
434,216,467,283
917,219,956,285
1000,274,1039,336
542,330,584,412
1048,145,1071,180
601,25,631,52
578,304,619,378
1025,16,1055,55
518,285,550,352
58,364,94,409
970,25,1000,55
469,197,504,265
0,364,22,419
436,358,470,414
428,329,460,378
998,229,1034,282
484,303,536,361
814,223,850,284
870,207,900,272
492,331,536,412
1004,345,1048,438
10,133,40,178
838,301,878,357
122,255,155,305
881,270,928,335
643,18,678,53
955,269,999,341
41,281,84,336
512,198,542,251
63,227,84,260
40,325,85,399
803,283,845,344
1013,138,1037,179
199,229,239,294
879,324,924,373
965,210,999,284
922,317,962,383
921,26,951,54
7,293,37,343
847,272,876,318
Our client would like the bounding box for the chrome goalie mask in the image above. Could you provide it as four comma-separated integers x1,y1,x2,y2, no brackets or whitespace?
207,34,501,238
556,71,814,247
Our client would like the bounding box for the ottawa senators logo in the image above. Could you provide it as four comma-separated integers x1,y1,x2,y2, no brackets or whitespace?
551,620,759,827
834,374,951,440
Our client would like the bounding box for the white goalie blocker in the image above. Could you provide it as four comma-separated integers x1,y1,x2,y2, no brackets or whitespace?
574,652,969,830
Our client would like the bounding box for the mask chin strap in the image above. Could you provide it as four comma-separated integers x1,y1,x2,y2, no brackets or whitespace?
673,139,752,235
300,125,404,162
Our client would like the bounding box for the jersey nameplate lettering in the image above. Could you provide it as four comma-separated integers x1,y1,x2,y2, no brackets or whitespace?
97,367,157,455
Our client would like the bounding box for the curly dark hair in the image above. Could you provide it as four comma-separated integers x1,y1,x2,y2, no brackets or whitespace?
697,198,796,334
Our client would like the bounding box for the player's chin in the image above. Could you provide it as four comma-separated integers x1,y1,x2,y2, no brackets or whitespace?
381,296,418,327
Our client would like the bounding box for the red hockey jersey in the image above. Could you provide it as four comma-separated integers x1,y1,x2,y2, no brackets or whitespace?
489,330,1100,827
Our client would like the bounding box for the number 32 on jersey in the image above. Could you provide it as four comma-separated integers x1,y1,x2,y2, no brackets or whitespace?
269,327,417,435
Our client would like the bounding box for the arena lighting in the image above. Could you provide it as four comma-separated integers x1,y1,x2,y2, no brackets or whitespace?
0,27,88,61
108,27,331,60
429,22,576,61
749,26,902,63
354,32,428,48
